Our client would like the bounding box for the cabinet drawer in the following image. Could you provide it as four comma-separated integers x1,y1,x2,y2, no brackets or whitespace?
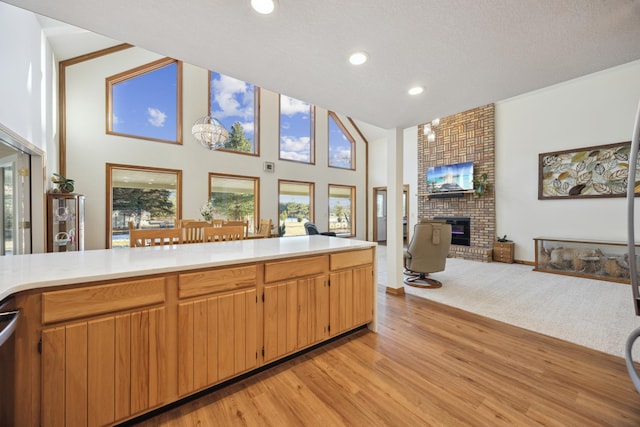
493,242,514,263
330,248,373,271
264,255,328,283
179,265,256,299
42,277,166,324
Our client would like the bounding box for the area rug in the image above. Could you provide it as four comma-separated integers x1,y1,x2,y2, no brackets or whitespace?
377,246,640,358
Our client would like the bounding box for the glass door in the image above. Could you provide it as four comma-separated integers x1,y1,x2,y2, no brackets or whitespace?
0,140,30,256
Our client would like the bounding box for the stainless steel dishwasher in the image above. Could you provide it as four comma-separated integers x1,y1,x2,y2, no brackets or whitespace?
0,296,21,425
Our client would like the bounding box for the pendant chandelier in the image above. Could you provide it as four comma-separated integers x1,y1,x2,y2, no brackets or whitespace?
192,116,229,150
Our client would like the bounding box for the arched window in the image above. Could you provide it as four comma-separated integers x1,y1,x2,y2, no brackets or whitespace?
328,112,355,170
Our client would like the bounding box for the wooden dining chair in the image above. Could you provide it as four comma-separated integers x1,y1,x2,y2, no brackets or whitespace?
129,228,182,247
177,219,196,227
224,220,249,238
181,220,209,244
204,226,245,242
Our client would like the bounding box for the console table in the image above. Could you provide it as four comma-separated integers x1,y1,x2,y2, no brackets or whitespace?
533,237,636,283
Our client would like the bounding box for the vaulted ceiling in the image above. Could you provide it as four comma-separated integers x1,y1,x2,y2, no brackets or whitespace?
5,0,640,136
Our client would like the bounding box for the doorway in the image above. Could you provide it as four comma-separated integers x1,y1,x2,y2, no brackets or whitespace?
372,185,409,244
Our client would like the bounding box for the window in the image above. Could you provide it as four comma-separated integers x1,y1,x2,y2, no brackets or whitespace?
209,71,259,155
107,58,182,144
329,185,355,237
279,95,315,163
208,173,259,234
328,112,355,170
278,180,314,237
107,164,182,248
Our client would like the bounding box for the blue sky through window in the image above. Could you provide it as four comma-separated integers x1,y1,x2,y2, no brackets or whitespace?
280,95,312,162
328,115,353,169
210,72,256,151
112,62,178,141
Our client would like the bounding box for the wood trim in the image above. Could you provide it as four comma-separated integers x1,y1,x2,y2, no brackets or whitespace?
58,43,133,176
347,117,369,241
385,286,405,296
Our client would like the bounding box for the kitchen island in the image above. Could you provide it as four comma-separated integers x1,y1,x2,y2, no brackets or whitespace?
0,236,377,426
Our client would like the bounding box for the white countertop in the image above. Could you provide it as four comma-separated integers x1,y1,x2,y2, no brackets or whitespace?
0,236,377,301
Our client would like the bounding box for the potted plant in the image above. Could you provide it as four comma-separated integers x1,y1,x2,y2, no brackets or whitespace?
50,173,75,193
473,172,491,196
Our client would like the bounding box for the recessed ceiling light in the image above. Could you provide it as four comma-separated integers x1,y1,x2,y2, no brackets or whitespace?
349,52,368,66
251,0,276,15
408,86,424,95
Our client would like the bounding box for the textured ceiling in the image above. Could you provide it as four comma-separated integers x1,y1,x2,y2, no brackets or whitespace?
4,0,640,133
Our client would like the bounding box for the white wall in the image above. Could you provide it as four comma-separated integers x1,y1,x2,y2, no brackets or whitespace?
0,3,56,253
368,126,418,241
64,47,368,250
403,126,418,241
0,3,56,155
496,60,640,261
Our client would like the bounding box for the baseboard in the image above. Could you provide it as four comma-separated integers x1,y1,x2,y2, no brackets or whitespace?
385,286,405,296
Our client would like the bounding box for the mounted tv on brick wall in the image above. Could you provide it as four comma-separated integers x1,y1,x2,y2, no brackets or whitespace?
426,161,474,193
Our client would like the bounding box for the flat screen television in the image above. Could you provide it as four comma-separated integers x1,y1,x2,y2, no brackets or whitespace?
426,161,474,192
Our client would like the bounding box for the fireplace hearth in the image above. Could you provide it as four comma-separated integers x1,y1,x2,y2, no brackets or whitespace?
434,217,470,246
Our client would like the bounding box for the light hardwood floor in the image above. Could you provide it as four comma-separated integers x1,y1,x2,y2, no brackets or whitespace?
128,287,640,426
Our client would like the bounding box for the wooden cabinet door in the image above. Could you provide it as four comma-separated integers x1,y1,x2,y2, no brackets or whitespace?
329,265,373,337
263,281,298,363
263,275,329,363
41,307,167,427
353,265,374,326
178,288,258,397
297,276,329,348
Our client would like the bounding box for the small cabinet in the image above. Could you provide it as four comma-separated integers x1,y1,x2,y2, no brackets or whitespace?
47,193,85,252
493,241,514,263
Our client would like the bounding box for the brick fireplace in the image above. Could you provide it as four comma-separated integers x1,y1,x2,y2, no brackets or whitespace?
418,104,495,262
